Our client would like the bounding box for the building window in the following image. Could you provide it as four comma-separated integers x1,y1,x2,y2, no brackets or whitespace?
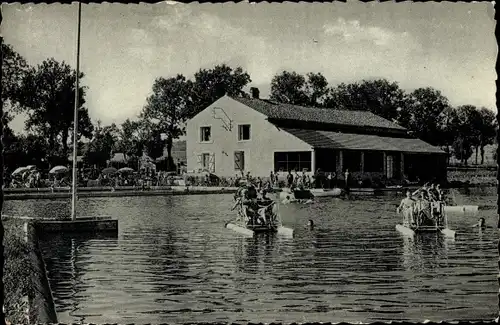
238,124,251,141
274,151,312,172
343,151,362,172
364,151,384,173
200,126,211,142
234,151,245,171
386,154,394,179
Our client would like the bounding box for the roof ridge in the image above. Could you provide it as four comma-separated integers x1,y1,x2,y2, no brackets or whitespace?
233,96,391,115
228,95,405,131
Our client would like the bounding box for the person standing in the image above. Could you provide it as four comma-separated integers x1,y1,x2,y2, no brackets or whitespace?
344,169,350,192
327,172,333,189
270,171,275,187
302,172,307,188
287,170,294,188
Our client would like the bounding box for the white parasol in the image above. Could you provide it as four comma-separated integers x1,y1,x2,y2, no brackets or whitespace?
49,166,69,174
12,166,30,176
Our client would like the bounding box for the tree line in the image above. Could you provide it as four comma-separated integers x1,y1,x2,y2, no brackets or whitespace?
2,42,497,175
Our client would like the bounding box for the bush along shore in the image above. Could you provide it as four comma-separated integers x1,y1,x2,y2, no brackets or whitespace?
3,218,58,324
446,168,497,187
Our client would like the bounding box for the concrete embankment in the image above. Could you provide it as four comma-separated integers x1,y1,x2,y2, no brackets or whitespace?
26,222,58,324
4,181,493,201
3,217,58,324
4,186,239,200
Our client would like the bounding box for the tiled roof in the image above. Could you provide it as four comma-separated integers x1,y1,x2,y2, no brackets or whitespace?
232,96,406,131
281,128,445,154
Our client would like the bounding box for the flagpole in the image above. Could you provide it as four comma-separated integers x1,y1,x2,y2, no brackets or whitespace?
71,1,81,221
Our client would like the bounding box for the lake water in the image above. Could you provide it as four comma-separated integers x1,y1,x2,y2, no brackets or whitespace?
3,187,498,323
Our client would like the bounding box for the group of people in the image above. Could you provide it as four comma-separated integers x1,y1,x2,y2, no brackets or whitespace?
397,183,446,228
285,169,340,190
233,182,277,227
8,170,43,188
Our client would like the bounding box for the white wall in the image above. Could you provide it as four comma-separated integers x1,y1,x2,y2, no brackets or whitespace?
186,95,312,177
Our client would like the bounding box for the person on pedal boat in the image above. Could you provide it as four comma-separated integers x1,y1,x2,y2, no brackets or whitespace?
258,189,276,224
471,217,490,229
435,184,444,201
259,189,273,204
427,183,440,201
412,183,429,197
242,184,259,224
415,190,432,225
397,190,416,226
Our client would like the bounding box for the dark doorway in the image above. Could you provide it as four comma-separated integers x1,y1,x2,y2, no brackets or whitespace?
315,149,336,172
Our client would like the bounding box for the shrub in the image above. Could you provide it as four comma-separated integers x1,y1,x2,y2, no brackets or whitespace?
3,220,35,324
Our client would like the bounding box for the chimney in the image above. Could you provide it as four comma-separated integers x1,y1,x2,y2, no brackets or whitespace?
250,87,260,99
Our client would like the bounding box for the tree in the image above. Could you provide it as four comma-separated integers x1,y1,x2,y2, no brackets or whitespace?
186,64,251,118
270,71,330,107
326,79,406,120
141,75,192,171
270,71,308,105
452,136,474,165
2,43,29,112
437,106,459,163
144,129,165,161
451,105,481,164
398,87,451,147
116,119,144,160
304,73,329,106
476,107,497,164
16,58,94,162
83,121,118,168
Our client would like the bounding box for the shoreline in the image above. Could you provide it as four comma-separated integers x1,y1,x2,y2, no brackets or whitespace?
3,218,58,324
3,182,495,200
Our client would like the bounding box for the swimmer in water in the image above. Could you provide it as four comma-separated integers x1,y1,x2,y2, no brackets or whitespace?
471,217,489,229
282,195,291,204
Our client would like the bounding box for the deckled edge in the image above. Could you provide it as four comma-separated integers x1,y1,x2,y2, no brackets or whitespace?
1,2,6,324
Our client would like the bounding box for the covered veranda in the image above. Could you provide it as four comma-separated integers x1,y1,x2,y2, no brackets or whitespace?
275,128,447,183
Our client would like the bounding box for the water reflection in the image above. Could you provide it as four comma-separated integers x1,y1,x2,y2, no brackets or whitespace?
233,233,285,275
39,232,118,323
400,234,451,273
4,190,498,323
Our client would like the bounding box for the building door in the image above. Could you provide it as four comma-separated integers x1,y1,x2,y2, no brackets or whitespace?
386,154,394,179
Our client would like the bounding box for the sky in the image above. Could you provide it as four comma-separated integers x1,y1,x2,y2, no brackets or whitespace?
2,1,497,134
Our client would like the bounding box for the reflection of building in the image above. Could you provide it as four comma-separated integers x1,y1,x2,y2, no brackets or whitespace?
186,94,447,182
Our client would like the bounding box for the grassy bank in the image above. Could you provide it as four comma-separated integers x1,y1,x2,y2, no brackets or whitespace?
3,219,58,324
3,219,32,324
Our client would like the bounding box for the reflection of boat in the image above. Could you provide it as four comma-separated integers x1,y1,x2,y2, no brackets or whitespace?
309,188,343,197
279,188,314,201
444,205,479,215
396,202,456,238
400,232,451,272
225,195,293,237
